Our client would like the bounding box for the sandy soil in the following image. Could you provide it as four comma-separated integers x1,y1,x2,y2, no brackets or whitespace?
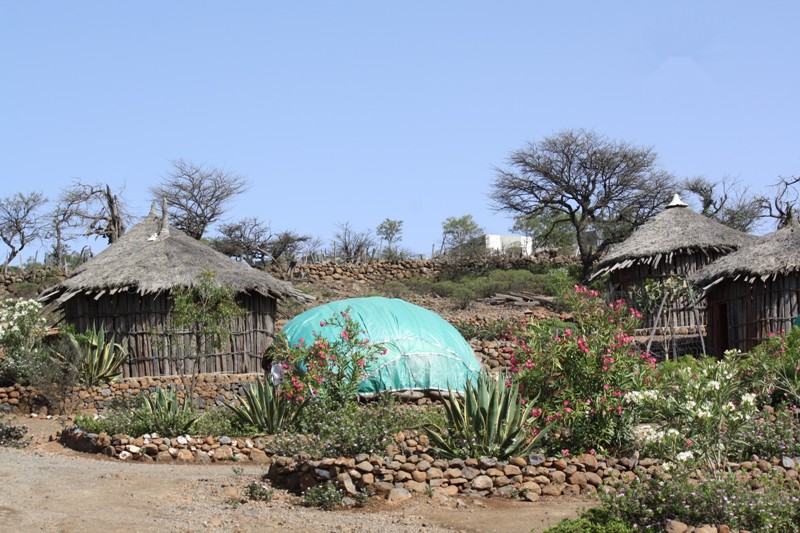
0,415,591,533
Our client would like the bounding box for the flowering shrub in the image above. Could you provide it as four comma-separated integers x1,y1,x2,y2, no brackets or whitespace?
0,298,49,385
636,357,757,468
271,308,385,404
507,285,657,454
742,326,800,405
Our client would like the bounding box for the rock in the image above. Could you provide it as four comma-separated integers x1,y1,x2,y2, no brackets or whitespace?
496,485,517,497
371,481,394,495
665,520,689,533
386,488,412,503
461,466,481,480
156,450,173,462
434,485,459,497
540,483,565,496
118,451,132,461
503,464,522,476
214,445,234,461
577,453,598,471
355,461,373,473
336,473,358,495
782,457,796,469
404,480,428,493
569,472,587,487
470,475,493,490
523,490,540,502
176,449,194,463
694,526,717,533
249,448,269,464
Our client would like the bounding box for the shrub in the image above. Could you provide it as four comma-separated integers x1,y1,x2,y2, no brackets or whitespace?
0,298,49,386
74,395,149,436
271,308,385,405
743,326,800,405
635,357,757,467
0,416,29,448
55,323,127,386
598,467,800,531
450,317,523,341
729,405,800,460
425,372,545,459
246,481,274,502
304,482,344,510
545,513,632,533
292,395,438,457
508,286,656,455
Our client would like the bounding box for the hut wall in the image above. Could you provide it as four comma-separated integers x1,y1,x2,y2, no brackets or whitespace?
63,291,276,378
610,250,723,332
708,274,800,354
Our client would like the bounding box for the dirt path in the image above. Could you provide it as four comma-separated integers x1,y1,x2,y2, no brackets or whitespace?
0,415,590,533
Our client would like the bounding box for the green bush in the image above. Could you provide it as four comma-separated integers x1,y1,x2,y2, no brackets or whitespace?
545,512,632,533
0,298,49,386
291,395,439,457
743,326,800,405
729,405,800,460
246,481,274,502
598,468,800,531
450,317,523,341
304,482,344,510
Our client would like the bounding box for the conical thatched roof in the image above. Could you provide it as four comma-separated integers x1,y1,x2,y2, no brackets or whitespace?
40,205,312,305
590,195,756,281
691,223,800,291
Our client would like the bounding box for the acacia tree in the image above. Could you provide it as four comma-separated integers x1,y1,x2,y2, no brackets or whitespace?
440,214,484,256
0,191,48,271
510,210,575,253
376,218,403,259
491,129,677,279
150,159,249,239
682,176,765,233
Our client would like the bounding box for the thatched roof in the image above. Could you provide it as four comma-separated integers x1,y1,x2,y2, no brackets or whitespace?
590,194,756,281
40,204,313,305
691,223,800,292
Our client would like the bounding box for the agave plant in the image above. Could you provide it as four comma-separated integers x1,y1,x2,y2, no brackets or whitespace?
137,385,198,437
425,372,546,459
225,375,306,434
56,324,127,386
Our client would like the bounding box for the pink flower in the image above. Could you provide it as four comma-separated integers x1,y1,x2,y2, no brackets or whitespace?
319,321,326,327
340,330,349,340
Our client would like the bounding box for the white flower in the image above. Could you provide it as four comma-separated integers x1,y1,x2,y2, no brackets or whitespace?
676,451,694,462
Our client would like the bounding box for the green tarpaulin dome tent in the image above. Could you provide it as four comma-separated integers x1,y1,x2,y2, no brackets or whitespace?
280,296,481,396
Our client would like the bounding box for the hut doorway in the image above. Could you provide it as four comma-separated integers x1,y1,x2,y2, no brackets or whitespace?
711,302,730,357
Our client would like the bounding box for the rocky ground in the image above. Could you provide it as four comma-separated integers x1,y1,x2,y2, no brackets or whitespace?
0,415,590,533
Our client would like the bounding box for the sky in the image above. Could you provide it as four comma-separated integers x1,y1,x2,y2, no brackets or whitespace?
1,1,799,261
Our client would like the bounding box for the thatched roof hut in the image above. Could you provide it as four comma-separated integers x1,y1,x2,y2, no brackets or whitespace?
40,203,312,378
589,194,756,335
691,222,800,354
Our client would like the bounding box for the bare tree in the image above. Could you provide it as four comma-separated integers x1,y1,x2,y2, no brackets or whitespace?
55,179,127,247
682,176,765,233
491,129,677,279
762,175,800,229
333,222,375,263
150,159,249,239
0,191,48,270
212,217,310,267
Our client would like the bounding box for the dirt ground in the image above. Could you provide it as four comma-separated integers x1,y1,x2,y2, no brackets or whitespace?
0,415,591,533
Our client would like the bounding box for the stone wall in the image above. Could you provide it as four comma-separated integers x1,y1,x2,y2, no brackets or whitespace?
0,373,261,416
274,252,578,285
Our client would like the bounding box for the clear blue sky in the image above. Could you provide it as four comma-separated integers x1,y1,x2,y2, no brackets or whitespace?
2,1,798,260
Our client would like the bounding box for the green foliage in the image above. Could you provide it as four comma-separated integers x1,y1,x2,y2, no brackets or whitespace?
545,513,632,533
744,326,800,405
440,214,484,256
0,298,49,386
425,372,544,459
510,209,576,254
376,280,409,299
226,376,306,434
271,308,384,405
304,482,344,510
136,386,199,437
286,395,439,457
0,416,29,448
74,395,150,436
728,405,800,461
509,286,656,455
246,482,274,502
597,467,800,531
637,357,757,468
170,270,245,384
450,317,524,341
55,323,127,386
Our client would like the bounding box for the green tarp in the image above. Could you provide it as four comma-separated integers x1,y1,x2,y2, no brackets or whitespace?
280,296,481,396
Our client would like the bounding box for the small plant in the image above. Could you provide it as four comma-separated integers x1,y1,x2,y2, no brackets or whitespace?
232,466,244,476
136,385,198,437
246,481,274,502
0,416,29,448
55,323,127,386
226,376,305,434
0,298,49,386
425,372,545,459
304,482,344,510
